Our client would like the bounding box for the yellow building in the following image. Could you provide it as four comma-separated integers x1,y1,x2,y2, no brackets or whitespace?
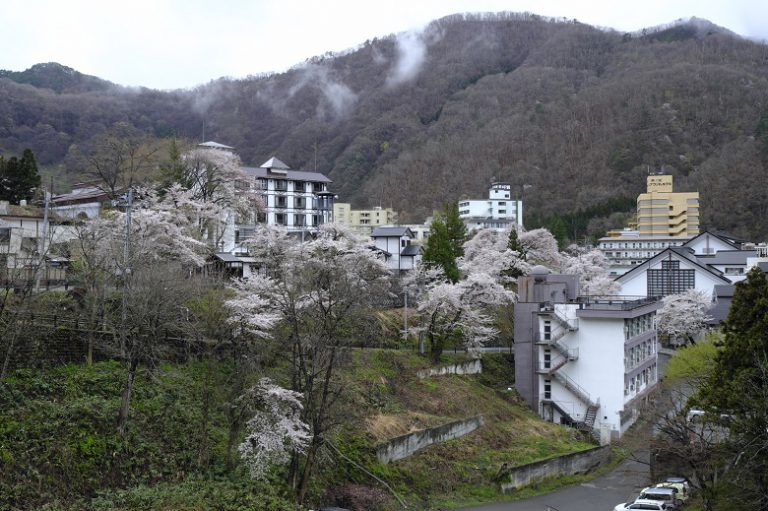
636,175,699,237
333,203,398,235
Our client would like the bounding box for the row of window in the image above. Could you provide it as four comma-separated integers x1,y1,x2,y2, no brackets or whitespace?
600,241,685,249
255,179,325,193
624,313,654,340
625,364,657,396
647,261,695,296
625,339,655,370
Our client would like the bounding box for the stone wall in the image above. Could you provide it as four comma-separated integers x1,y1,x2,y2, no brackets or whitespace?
376,415,485,464
416,359,482,379
500,445,611,492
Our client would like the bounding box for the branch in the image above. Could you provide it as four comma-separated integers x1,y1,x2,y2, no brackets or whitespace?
325,440,408,509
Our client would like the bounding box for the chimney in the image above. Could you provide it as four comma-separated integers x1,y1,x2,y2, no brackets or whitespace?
19,199,27,206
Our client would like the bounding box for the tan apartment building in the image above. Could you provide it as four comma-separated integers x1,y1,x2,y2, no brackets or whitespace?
333,203,397,235
636,175,699,237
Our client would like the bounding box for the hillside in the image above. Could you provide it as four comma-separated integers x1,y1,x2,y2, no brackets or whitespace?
0,352,594,510
2,13,768,238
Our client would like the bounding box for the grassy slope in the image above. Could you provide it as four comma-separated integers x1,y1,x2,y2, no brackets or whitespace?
0,352,594,510
331,350,594,510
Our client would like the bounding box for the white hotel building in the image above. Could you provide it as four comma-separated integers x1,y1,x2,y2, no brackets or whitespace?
458,183,523,231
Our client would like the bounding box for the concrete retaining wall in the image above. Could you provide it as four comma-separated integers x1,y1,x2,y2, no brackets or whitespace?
416,359,482,379
501,445,611,492
376,415,485,464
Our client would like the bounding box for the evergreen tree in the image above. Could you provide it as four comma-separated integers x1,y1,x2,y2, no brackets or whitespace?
444,202,467,259
546,215,568,248
422,213,460,283
422,203,467,283
698,266,768,509
503,227,526,279
0,149,41,203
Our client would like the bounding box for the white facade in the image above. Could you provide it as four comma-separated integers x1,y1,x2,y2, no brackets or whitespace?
371,227,421,272
616,249,731,297
458,183,523,232
516,271,661,441
232,157,333,252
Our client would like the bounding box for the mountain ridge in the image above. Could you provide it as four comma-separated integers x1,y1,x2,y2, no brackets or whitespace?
1,13,767,239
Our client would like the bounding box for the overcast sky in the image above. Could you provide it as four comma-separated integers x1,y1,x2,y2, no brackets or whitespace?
2,0,766,90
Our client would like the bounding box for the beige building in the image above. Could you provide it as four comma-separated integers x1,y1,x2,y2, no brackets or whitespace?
636,175,699,237
333,203,397,235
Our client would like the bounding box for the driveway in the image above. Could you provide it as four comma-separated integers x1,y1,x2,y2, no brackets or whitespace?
455,451,650,511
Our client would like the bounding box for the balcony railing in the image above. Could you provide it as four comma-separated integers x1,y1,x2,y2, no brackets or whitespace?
576,295,659,311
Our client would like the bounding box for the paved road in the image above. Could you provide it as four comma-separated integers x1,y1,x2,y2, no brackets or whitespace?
455,452,650,511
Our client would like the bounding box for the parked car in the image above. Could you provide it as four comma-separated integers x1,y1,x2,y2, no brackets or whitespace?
614,499,669,511
656,480,689,504
637,486,680,509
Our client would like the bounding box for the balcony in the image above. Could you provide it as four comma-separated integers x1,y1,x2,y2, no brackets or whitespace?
576,295,658,311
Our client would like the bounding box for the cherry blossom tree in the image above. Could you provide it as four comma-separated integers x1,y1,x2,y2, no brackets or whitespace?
657,288,713,346
560,245,620,296
415,271,513,362
238,378,311,481
235,223,391,501
518,228,562,269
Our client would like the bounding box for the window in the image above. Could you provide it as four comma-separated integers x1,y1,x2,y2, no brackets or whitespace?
294,214,305,226
274,180,288,191
543,320,552,341
294,197,306,209
275,196,287,208
293,181,304,192
275,213,287,226
647,260,695,296
312,183,324,193
543,349,551,369
544,379,551,400
0,228,10,244
725,267,744,275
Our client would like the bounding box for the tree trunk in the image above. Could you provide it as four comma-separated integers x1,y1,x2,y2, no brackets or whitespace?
116,357,139,436
297,441,320,504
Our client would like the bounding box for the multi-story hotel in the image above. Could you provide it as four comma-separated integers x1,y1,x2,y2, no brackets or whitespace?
458,182,523,232
233,156,334,248
515,268,661,443
636,174,699,237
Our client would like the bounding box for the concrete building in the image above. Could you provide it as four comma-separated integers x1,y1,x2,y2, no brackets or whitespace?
636,175,699,237
333,203,397,235
515,267,661,442
458,182,523,232
597,230,692,276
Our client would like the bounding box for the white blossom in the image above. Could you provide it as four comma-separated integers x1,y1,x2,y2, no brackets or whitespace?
656,288,713,345
238,378,311,480
560,245,620,296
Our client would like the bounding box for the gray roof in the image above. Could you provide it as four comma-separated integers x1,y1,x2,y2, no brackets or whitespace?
708,285,734,325
242,166,332,183
214,253,242,263
682,230,741,251
713,284,735,298
697,250,756,265
616,247,730,284
401,245,422,256
260,156,290,170
198,141,234,150
371,227,414,238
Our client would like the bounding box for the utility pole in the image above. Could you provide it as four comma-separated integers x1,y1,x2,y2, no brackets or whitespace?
34,190,51,293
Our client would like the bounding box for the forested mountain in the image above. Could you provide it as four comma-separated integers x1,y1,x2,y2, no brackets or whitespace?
2,13,768,238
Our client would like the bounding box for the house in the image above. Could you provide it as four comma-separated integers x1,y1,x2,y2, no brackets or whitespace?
515,267,661,442
51,181,113,219
371,227,422,272
458,182,523,232
0,200,72,288
333,203,398,235
616,248,732,297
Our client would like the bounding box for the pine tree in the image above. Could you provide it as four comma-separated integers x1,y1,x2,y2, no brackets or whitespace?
0,149,41,203
422,213,460,283
444,202,467,259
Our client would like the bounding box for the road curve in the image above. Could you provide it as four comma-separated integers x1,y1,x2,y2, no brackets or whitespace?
455,453,649,511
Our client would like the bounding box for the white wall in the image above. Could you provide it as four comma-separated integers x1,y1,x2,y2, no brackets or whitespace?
618,255,727,297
